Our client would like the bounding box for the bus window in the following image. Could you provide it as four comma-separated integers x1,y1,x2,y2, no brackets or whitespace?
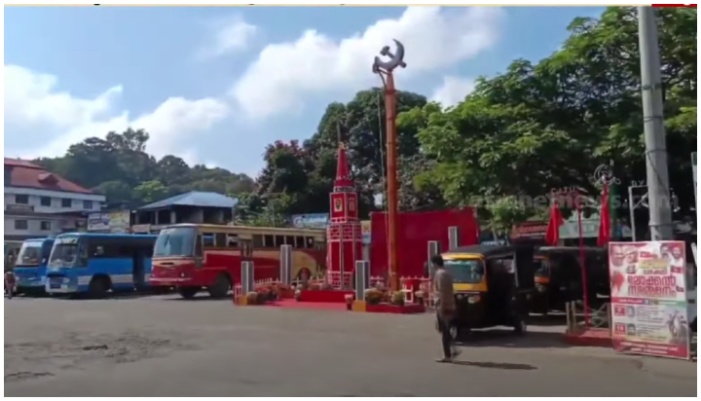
306,237,315,249
295,236,305,248
86,238,130,258
202,234,214,247
252,235,264,248
264,235,274,248
214,233,227,248
195,234,203,257
226,234,239,248
275,235,285,247
140,244,154,257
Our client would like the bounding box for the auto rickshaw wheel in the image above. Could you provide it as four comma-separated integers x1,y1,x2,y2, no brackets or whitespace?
449,325,459,341
514,317,527,335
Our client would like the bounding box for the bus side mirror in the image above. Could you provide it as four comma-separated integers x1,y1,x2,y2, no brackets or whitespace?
41,258,47,265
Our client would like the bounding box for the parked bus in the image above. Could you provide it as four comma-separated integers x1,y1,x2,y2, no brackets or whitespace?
149,224,326,299
45,233,157,298
14,237,54,295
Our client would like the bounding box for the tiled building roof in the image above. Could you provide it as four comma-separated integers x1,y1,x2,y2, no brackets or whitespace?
4,158,93,194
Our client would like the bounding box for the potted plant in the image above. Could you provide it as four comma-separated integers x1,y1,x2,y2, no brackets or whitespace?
365,288,383,305
415,290,425,306
294,289,302,302
344,293,354,310
391,291,405,307
246,291,258,305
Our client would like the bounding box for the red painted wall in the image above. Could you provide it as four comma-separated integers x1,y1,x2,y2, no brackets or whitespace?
369,208,480,278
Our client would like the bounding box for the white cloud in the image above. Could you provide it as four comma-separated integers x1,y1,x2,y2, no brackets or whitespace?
4,65,230,164
231,6,504,120
199,15,258,59
431,75,476,108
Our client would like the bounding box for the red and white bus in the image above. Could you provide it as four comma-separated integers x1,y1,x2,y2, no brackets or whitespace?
149,224,326,299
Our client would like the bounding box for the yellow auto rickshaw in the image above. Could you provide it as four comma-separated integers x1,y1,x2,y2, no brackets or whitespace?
531,246,608,315
442,245,535,340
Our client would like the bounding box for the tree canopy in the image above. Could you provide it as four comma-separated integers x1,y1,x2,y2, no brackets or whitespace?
34,8,696,230
35,128,255,209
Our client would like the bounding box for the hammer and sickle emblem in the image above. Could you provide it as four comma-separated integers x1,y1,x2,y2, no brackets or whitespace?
372,39,406,73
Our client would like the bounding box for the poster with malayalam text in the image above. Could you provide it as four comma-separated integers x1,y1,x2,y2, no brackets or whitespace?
609,241,690,359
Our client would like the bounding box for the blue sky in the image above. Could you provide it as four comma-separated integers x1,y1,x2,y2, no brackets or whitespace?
5,6,605,177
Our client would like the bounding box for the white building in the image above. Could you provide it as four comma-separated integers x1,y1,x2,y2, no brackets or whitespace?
4,158,106,241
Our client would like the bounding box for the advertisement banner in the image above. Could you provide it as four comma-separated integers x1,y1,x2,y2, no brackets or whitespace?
609,241,690,359
291,213,329,229
87,213,110,231
361,220,371,245
108,211,130,233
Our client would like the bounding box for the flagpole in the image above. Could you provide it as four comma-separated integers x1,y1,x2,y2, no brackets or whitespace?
577,192,590,327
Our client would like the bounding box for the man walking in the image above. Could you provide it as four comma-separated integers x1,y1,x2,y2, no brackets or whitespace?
5,270,16,299
432,254,460,362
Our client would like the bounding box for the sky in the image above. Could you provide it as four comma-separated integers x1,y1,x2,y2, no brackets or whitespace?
4,6,605,178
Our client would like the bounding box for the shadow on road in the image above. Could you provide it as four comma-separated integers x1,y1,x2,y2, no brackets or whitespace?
44,290,172,301
450,360,537,370
457,329,571,349
526,313,567,327
163,295,231,302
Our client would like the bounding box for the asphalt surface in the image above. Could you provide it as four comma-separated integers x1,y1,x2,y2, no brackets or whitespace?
4,294,697,397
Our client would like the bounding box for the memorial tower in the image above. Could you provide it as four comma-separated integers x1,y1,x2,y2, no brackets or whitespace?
326,143,362,289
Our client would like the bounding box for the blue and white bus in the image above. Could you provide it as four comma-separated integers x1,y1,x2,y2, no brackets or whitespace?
14,238,54,294
45,233,157,298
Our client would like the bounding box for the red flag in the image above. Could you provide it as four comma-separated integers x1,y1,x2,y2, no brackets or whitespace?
545,200,564,246
597,183,611,247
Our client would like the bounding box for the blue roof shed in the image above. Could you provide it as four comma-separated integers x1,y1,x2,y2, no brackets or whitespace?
138,191,238,211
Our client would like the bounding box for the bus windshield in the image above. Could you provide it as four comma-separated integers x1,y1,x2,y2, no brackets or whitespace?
444,259,485,284
154,227,196,257
49,237,82,267
16,242,44,267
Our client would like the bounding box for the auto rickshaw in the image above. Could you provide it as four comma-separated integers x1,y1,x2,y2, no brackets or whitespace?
530,246,608,314
441,245,535,340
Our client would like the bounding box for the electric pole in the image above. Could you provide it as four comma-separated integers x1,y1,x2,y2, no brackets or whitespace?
637,6,674,240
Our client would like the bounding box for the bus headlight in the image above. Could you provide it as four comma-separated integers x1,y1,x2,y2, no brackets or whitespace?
467,295,481,304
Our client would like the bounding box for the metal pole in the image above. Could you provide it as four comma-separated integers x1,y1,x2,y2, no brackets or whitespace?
692,152,697,210
628,186,637,242
373,39,406,293
637,6,674,240
577,194,590,327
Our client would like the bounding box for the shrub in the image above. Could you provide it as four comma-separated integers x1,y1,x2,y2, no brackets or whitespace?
391,291,405,306
364,288,383,305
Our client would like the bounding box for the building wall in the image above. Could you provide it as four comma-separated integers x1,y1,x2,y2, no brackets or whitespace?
4,187,105,239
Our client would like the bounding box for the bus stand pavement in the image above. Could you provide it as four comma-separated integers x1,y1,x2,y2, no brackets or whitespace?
4,294,696,397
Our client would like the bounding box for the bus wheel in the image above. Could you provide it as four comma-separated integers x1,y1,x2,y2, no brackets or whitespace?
208,274,231,299
178,287,199,299
88,276,111,299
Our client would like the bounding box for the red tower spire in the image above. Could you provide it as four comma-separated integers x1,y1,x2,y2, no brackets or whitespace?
334,143,353,189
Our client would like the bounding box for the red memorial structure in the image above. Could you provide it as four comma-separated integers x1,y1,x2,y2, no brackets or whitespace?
326,143,363,291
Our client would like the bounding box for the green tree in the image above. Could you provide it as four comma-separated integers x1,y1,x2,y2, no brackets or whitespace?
35,129,255,209
133,180,168,204
411,7,697,216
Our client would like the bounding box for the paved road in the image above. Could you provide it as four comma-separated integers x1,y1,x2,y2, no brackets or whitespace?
4,294,696,396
